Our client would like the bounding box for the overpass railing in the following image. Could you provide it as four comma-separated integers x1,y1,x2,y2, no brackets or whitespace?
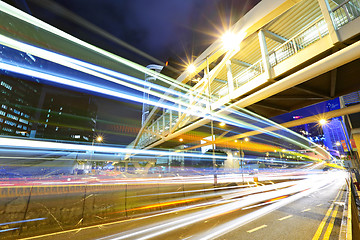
331,0,360,29
269,17,329,67
138,5,360,149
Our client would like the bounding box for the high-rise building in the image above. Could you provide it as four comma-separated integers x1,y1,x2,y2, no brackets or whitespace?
36,90,98,142
322,118,347,156
0,74,40,137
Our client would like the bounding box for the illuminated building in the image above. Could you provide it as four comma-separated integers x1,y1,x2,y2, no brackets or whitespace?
36,90,97,142
322,118,347,156
0,74,40,137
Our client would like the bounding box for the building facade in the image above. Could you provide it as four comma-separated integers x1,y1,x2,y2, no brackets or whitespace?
0,74,40,137
36,90,98,142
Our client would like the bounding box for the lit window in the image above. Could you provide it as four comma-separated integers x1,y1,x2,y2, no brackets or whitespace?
19,118,28,124
6,113,18,121
0,81,12,90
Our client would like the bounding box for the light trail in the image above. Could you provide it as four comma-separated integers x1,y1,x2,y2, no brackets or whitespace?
0,136,229,160
0,36,334,154
96,172,345,240
0,218,46,226
0,1,190,91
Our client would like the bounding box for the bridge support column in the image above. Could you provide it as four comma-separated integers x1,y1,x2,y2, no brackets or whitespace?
258,29,272,80
351,129,360,170
226,60,234,94
317,0,340,44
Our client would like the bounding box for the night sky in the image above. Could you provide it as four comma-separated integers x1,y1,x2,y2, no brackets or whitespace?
6,0,259,65
3,0,260,144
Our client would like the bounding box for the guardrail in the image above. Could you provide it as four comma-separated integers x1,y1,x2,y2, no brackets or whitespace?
0,181,217,239
341,172,360,239
331,0,360,29
269,17,329,67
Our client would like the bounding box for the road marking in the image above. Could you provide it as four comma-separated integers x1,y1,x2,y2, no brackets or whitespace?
322,204,340,239
317,204,323,207
247,225,267,233
302,208,311,212
312,186,344,240
278,215,293,221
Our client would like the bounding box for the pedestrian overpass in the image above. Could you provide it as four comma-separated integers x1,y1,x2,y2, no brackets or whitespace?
133,0,360,151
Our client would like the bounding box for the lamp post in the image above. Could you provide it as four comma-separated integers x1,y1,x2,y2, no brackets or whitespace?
91,135,103,170
237,138,248,184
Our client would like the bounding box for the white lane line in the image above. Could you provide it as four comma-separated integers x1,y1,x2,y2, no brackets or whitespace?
316,204,323,207
278,215,293,221
301,208,311,212
247,224,267,233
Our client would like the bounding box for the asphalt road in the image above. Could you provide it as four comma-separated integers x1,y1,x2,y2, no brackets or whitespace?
19,171,347,240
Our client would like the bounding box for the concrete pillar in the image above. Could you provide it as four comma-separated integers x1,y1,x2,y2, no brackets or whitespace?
351,130,360,170
226,60,234,94
258,29,272,80
317,0,340,44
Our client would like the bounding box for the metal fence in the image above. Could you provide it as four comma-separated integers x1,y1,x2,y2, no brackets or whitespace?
269,18,329,67
332,0,360,29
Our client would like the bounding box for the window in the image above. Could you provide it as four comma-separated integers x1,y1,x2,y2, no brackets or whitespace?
5,120,17,126
0,110,5,116
13,109,20,115
19,118,28,124
0,81,12,90
6,113,18,121
2,127,13,132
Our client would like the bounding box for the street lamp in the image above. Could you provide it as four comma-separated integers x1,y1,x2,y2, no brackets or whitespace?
237,138,248,183
91,134,103,170
219,122,226,127
221,31,246,51
187,64,196,74
319,119,327,126
336,141,341,146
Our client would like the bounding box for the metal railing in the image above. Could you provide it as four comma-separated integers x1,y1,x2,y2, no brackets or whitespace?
269,18,329,67
332,0,360,29
234,59,264,88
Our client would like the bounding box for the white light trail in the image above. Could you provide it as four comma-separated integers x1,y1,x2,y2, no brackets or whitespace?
97,172,345,240
0,137,227,160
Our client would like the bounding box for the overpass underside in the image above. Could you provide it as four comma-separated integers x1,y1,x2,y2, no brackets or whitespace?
134,0,360,152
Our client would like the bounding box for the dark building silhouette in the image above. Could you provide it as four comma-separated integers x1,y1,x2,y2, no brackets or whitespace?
0,74,40,137
36,90,97,142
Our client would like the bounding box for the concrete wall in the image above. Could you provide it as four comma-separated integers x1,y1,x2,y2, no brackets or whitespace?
0,182,218,239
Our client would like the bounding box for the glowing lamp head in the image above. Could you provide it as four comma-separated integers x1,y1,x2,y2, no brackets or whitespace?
336,141,341,146
244,137,249,142
319,119,327,126
179,138,184,142
187,64,196,74
219,122,226,127
234,140,238,143
221,31,246,51
96,136,103,142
